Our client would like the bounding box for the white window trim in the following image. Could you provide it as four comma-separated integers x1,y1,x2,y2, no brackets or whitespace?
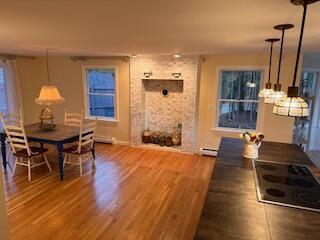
212,66,267,133
82,65,120,123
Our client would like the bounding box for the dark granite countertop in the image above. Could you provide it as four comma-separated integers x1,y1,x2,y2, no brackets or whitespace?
195,137,320,240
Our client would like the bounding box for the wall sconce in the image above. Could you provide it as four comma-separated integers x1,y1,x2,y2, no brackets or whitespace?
172,72,182,79
143,71,153,78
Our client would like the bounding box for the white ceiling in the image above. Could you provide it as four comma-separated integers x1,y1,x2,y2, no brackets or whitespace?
0,0,320,56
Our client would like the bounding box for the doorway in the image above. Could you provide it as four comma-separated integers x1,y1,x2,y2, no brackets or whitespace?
292,70,320,168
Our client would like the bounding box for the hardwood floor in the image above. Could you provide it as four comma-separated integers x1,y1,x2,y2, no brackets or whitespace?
2,143,214,240
306,150,320,169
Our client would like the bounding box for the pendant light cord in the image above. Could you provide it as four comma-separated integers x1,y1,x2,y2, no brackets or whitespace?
292,3,307,87
276,29,285,85
268,42,274,84
45,49,50,85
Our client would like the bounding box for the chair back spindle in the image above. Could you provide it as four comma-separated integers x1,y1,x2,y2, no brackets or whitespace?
0,110,31,156
77,119,97,154
64,110,84,128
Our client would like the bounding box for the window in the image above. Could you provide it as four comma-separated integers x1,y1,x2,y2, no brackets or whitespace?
83,66,117,120
217,70,262,130
0,67,8,114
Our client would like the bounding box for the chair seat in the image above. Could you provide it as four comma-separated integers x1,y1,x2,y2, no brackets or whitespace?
14,147,48,157
62,145,92,155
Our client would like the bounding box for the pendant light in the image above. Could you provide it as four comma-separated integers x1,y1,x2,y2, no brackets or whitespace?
273,0,318,117
264,24,294,104
35,49,65,105
258,38,280,99
35,49,65,129
246,71,257,88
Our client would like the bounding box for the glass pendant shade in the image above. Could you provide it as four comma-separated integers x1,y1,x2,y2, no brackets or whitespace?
258,88,275,98
273,0,319,117
35,85,65,106
259,38,280,100
273,96,308,117
264,90,286,104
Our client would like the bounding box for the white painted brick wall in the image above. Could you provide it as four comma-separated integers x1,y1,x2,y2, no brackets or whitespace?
130,56,199,153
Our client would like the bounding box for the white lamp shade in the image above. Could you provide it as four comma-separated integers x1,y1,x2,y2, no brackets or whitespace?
264,91,286,104
258,88,275,98
273,96,309,117
35,85,65,106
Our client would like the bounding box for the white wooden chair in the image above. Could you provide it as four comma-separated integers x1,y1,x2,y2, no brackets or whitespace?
1,112,23,169
0,111,52,181
64,110,83,127
63,119,97,176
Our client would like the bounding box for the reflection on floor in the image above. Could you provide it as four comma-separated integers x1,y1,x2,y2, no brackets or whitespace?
306,150,320,169
3,143,214,240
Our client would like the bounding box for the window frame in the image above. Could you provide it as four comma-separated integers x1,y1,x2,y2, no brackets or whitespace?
0,65,8,115
82,65,119,122
213,66,265,133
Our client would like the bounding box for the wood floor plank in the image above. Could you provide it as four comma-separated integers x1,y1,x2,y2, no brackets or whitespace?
2,143,214,240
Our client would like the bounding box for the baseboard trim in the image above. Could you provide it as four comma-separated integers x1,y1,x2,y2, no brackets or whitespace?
309,146,320,151
95,136,115,144
115,140,130,145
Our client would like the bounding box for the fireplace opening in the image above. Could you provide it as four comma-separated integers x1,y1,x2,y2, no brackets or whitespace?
142,79,183,149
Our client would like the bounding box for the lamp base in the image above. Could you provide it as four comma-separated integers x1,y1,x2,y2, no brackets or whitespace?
39,123,56,130
39,108,56,130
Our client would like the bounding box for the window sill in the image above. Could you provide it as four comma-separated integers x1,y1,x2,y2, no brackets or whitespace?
85,116,119,123
211,127,256,134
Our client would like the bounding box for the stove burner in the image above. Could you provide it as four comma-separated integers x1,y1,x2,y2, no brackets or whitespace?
262,175,315,188
292,191,320,206
266,188,286,198
260,164,277,171
262,174,285,183
287,178,315,188
288,165,312,176
254,160,320,212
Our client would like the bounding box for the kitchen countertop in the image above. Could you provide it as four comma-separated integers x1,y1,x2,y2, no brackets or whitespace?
195,137,320,240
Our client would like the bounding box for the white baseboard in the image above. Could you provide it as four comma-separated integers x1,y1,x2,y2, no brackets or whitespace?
308,146,320,151
95,135,131,145
95,135,115,144
115,140,130,145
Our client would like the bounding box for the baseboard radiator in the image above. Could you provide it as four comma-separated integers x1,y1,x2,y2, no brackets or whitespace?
95,135,115,144
199,147,218,157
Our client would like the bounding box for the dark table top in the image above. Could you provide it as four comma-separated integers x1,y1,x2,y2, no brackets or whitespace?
1,123,79,143
195,137,320,240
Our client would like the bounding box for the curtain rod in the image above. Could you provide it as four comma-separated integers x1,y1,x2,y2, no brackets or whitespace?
0,54,35,60
70,56,129,62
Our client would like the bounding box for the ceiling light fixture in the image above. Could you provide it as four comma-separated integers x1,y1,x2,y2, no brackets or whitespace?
35,49,65,129
174,54,181,58
258,38,280,99
273,0,318,117
131,54,137,58
246,71,257,88
265,24,294,104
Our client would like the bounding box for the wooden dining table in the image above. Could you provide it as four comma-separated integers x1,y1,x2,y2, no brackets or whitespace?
0,123,95,180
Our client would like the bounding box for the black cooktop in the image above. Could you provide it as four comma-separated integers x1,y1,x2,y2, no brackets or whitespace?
253,160,320,212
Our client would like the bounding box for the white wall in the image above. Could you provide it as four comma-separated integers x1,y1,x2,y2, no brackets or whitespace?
197,53,302,150
16,57,131,144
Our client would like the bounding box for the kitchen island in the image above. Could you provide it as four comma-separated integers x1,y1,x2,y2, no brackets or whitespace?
195,137,320,240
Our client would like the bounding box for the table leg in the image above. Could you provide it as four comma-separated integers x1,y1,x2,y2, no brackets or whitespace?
92,142,95,159
57,143,64,180
0,134,7,171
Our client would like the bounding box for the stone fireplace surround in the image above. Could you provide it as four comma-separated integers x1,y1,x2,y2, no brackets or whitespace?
130,56,199,153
